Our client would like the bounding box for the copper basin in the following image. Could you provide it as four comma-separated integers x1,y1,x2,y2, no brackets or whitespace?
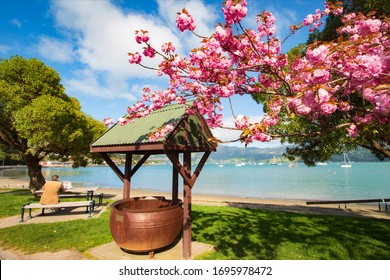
110,196,183,252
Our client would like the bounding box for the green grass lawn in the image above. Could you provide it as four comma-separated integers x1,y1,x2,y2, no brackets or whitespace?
0,188,389,259
0,188,38,218
191,205,390,259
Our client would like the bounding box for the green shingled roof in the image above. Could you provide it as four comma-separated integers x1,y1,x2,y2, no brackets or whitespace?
90,103,216,151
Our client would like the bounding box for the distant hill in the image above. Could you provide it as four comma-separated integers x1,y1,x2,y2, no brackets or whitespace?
208,145,289,164
144,144,388,165
205,145,388,164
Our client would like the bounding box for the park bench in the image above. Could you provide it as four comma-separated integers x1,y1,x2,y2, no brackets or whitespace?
34,190,104,206
20,200,95,223
306,198,389,211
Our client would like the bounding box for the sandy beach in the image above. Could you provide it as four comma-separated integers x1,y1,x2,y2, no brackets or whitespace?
0,176,307,205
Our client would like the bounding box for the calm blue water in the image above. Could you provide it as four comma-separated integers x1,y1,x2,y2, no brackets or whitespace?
1,162,389,200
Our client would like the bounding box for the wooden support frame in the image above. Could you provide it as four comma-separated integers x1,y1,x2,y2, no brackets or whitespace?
99,152,150,199
172,152,179,204
165,151,211,188
92,104,217,260
165,150,211,259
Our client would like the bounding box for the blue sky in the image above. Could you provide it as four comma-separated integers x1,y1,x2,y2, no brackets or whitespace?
0,0,328,147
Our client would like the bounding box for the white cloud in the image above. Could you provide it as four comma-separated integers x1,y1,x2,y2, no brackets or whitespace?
64,69,136,100
156,0,219,47
48,0,217,100
271,9,299,40
10,18,22,28
36,36,75,63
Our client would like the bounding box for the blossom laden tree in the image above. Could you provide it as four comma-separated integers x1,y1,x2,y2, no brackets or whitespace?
119,0,389,160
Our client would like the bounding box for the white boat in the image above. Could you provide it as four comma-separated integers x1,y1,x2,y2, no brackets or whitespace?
235,160,246,167
339,153,352,168
288,163,297,168
316,162,328,166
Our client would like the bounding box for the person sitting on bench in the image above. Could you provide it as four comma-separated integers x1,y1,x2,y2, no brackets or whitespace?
40,175,65,212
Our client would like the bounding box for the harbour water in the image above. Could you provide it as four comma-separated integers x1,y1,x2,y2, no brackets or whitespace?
1,162,389,200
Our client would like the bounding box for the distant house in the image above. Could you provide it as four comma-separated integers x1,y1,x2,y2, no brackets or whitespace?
40,161,72,167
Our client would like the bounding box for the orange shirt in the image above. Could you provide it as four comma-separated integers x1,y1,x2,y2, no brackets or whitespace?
39,181,64,204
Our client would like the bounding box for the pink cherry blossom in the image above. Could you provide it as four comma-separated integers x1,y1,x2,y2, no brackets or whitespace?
103,118,114,126
222,0,248,25
161,42,175,54
253,131,271,142
312,69,331,83
128,52,142,64
121,1,389,147
135,30,150,44
143,46,156,58
234,115,250,130
320,102,337,116
304,14,314,26
118,117,128,126
148,124,174,142
356,18,382,36
176,9,196,32
347,124,358,138
263,115,279,126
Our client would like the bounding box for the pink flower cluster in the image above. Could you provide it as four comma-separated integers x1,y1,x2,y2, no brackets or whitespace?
234,115,272,144
128,52,142,64
120,0,389,146
135,30,150,44
103,118,114,126
176,9,196,32
148,124,174,142
303,9,324,31
222,0,248,25
256,11,276,38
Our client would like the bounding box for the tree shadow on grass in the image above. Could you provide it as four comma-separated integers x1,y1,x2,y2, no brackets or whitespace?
191,205,390,260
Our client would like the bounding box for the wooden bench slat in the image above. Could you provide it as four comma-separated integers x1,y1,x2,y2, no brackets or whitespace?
20,200,95,222
306,199,382,205
34,192,103,206
306,198,389,211
23,201,92,209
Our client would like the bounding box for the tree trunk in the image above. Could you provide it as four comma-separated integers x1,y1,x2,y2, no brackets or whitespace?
24,154,46,190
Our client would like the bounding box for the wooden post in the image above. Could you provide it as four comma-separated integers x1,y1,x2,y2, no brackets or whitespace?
123,153,132,199
172,152,179,204
165,150,211,259
183,151,192,259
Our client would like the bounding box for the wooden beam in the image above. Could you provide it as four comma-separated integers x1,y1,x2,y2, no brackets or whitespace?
172,152,179,204
164,151,211,259
123,153,132,199
192,151,211,185
165,151,193,187
183,151,192,259
165,151,210,188
130,154,150,177
99,153,124,182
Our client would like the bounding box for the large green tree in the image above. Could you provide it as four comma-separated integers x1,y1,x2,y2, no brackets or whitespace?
0,56,106,189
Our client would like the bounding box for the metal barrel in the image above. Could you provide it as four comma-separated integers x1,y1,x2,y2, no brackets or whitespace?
110,196,183,253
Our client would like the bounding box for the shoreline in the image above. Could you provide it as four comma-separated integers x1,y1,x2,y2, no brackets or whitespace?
1,177,389,215
0,177,311,207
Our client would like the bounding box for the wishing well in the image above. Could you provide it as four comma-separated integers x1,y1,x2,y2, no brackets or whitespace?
90,103,216,258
